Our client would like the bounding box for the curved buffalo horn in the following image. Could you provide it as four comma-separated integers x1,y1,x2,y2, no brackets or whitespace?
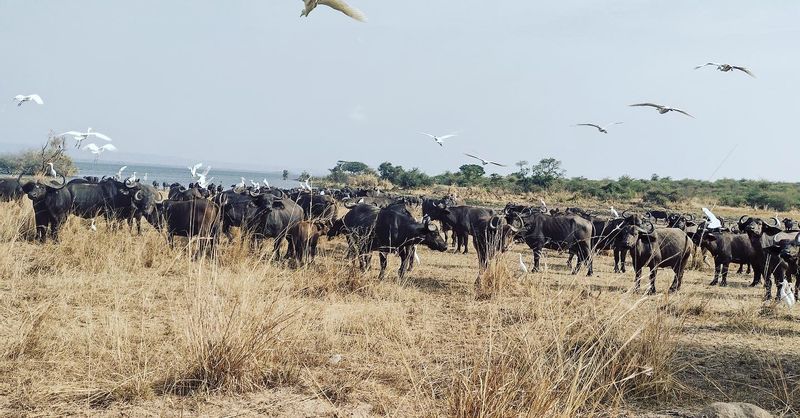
16,171,25,184
249,190,261,198
771,216,781,227
134,190,143,201
684,213,695,221
795,232,800,245
233,186,244,194
274,189,285,199
739,215,750,225
155,192,164,204
344,201,357,209
621,209,631,218
125,178,137,188
488,216,500,230
48,174,67,190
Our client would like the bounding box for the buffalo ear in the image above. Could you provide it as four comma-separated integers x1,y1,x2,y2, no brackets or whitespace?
272,201,285,209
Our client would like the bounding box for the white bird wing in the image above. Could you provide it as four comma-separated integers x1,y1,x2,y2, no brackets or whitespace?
463,153,485,163
83,143,100,152
12,95,24,101
29,94,43,104
419,132,436,139
611,207,620,218
59,131,84,138
629,103,663,109
91,132,113,142
694,62,721,70
671,108,695,118
118,166,127,175
100,144,117,152
438,134,457,140
702,207,721,229
732,66,756,78
488,161,507,167
317,0,367,21
200,165,211,177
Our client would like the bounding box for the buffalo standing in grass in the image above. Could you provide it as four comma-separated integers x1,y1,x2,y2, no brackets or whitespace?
615,222,693,294
505,204,594,276
155,197,224,258
287,220,327,266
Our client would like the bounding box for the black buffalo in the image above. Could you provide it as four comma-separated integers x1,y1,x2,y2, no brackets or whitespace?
700,229,759,286
615,223,694,294
506,204,594,276
0,173,28,202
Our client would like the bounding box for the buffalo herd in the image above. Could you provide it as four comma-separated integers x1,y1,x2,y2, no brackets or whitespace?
2,174,800,301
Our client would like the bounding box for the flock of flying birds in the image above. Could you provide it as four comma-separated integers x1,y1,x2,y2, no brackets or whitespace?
11,1,759,182
416,60,754,169
12,94,117,167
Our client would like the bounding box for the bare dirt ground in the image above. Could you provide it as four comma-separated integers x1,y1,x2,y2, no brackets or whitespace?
1,198,798,417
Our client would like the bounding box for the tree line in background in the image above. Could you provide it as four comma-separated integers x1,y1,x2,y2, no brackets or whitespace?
323,158,800,211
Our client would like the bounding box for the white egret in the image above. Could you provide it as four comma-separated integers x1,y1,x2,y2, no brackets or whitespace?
47,162,57,177
60,128,112,148
116,166,127,179
694,63,755,78
188,163,203,178
630,103,694,118
83,143,117,158
419,132,457,147
575,122,624,134
301,0,366,22
519,254,528,273
13,94,43,106
464,153,506,167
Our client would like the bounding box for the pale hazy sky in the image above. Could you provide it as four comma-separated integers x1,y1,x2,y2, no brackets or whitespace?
1,1,798,180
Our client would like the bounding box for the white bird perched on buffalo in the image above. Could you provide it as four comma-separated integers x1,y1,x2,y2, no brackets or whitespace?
629,103,694,118
575,122,624,134
83,143,117,159
610,206,620,218
188,163,203,178
60,128,113,148
263,179,270,188
702,207,722,230
116,166,127,180
694,62,755,78
420,132,457,147
47,162,57,177
464,153,507,167
13,94,44,107
300,0,366,22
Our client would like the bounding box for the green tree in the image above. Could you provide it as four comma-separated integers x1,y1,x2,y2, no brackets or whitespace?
458,164,485,186
336,160,372,175
529,158,565,189
282,169,289,181
378,162,404,184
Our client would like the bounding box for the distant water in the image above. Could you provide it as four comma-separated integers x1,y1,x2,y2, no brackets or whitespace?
74,161,297,189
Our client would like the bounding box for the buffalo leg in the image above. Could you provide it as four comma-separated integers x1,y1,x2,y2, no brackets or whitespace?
633,267,643,292
407,246,416,272
532,248,543,272
736,263,744,274
709,261,721,286
750,265,762,287
398,247,411,279
613,248,623,273
719,263,730,286
460,232,469,254
620,249,627,273
648,267,658,295
378,252,388,280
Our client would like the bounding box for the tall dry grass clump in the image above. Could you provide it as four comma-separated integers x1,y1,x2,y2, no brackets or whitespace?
161,278,300,395
448,293,683,417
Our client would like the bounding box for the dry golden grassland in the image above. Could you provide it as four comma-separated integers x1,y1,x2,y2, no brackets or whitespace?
1,195,800,417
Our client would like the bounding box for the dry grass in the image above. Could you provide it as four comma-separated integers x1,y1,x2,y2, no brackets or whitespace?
1,199,799,416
